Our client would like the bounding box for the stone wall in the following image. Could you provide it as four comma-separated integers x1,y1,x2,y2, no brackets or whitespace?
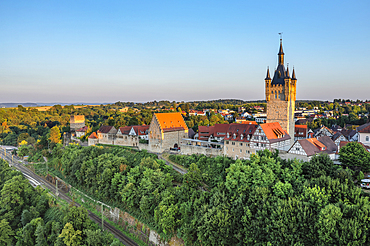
114,135,139,147
180,144,223,156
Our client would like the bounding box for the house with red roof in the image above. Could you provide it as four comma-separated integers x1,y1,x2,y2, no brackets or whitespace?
294,125,308,141
251,122,292,151
88,132,98,146
97,125,118,145
357,122,370,146
223,123,258,159
288,136,337,160
76,126,89,138
148,112,188,152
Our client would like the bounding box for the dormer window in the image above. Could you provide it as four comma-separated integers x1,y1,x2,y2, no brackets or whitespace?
233,133,236,139
241,134,243,140
227,133,230,138
247,135,250,140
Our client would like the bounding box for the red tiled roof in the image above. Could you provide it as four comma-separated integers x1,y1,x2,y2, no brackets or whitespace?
260,122,288,140
198,125,215,140
155,113,188,132
76,126,88,132
224,124,258,142
357,122,370,133
132,125,149,136
118,126,132,135
98,125,114,134
240,120,258,125
88,132,98,139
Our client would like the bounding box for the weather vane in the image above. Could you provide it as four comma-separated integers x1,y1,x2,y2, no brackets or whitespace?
278,32,283,40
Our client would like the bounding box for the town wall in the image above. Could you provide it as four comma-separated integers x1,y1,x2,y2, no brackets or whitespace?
180,144,223,156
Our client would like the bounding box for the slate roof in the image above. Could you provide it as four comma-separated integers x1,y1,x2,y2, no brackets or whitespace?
317,136,338,154
341,129,357,139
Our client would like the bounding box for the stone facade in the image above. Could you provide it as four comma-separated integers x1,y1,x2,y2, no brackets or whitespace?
148,112,188,153
224,140,255,159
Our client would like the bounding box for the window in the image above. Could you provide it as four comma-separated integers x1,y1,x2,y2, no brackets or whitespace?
231,142,235,145
367,136,369,142
232,148,234,152
246,150,250,154
296,147,300,151
239,143,243,146
256,143,259,147
226,141,229,144
299,132,304,135
254,136,259,140
240,149,242,153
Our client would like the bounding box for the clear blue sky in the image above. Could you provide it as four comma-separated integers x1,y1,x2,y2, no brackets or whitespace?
1,0,369,103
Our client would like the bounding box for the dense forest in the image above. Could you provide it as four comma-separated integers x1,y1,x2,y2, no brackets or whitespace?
44,144,370,245
0,158,123,245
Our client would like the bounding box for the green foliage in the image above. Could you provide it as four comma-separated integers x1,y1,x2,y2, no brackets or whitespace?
302,153,334,179
339,142,370,172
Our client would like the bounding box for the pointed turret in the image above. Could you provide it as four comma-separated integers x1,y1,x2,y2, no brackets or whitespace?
292,67,296,80
278,39,284,65
265,67,271,80
286,66,290,78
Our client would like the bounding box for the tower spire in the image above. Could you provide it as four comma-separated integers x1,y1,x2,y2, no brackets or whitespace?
286,64,290,78
292,67,296,80
278,36,284,65
265,66,271,80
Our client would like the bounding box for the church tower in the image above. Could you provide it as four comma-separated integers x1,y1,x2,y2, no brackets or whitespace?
265,38,297,146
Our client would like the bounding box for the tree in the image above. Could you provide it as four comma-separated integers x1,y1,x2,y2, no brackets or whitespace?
302,153,334,179
49,125,61,147
0,219,14,246
59,222,83,246
339,142,370,172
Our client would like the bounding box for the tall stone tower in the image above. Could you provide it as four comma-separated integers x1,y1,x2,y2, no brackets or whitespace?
265,38,297,146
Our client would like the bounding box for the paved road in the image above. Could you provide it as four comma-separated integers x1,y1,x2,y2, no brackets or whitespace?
0,151,138,246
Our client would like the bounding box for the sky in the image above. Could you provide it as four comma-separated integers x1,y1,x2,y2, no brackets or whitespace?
1,0,370,104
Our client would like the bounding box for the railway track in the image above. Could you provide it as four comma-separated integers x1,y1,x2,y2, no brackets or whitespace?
0,152,138,246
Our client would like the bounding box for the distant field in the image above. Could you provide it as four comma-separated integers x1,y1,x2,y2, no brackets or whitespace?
35,105,100,111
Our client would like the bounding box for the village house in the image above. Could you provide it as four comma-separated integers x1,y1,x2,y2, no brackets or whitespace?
197,124,230,142
288,136,337,160
294,125,308,141
223,123,258,159
357,122,370,146
88,132,98,146
251,122,292,152
96,125,118,145
313,125,334,138
75,126,88,138
148,112,188,152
